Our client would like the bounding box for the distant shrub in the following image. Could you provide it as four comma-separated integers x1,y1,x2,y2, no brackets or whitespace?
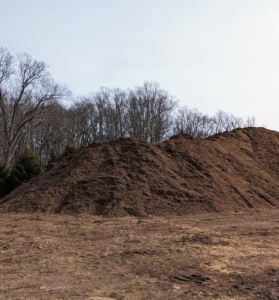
46,144,77,171
60,143,77,158
9,149,42,190
47,148,60,166
0,160,10,198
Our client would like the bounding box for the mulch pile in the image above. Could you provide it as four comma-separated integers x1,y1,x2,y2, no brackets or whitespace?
1,127,279,216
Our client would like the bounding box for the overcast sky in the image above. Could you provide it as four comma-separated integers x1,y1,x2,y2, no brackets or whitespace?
1,0,279,130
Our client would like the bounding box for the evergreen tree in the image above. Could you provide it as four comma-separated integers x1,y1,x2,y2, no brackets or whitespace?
0,160,10,198
46,143,77,169
60,143,77,158
9,149,42,190
47,148,60,166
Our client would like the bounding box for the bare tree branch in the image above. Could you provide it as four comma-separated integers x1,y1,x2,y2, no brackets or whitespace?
0,48,70,167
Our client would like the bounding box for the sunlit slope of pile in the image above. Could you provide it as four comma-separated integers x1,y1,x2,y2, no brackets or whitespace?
1,127,279,216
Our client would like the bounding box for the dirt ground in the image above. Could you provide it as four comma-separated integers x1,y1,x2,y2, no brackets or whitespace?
1,127,279,299
0,209,279,300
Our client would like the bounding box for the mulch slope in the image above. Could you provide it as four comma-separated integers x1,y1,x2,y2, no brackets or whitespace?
1,127,279,216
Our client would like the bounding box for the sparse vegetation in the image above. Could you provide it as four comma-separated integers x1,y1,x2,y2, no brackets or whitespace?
0,211,278,299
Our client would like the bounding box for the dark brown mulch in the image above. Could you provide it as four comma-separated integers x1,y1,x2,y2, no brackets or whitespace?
1,127,279,216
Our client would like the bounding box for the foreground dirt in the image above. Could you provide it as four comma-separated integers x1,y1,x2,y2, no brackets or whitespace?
0,210,279,300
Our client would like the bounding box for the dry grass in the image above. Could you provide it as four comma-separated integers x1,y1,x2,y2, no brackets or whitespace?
0,210,279,299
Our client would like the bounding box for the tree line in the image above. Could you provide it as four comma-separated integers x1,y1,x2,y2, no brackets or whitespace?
0,47,256,194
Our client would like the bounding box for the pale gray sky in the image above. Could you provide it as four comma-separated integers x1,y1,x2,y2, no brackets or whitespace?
1,0,279,130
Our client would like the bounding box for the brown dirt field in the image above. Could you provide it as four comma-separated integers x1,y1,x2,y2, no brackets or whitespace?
0,210,279,300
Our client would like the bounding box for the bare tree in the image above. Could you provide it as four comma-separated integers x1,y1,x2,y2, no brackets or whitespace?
173,107,257,138
173,107,214,138
69,83,176,144
71,88,129,144
212,110,244,133
70,98,92,146
22,102,73,164
244,115,256,127
0,48,70,167
104,88,129,140
128,81,177,142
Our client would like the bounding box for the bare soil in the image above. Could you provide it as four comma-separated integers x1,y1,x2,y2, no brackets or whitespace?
0,210,279,300
1,127,279,299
